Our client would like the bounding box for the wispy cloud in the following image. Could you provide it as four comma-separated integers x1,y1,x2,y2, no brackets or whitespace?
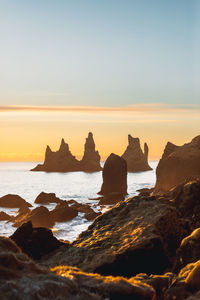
0,103,199,113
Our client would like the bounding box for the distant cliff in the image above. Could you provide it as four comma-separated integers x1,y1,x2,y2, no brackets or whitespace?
31,132,102,172
121,134,152,172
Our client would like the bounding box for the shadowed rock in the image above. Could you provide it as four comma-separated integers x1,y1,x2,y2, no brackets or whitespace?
50,202,78,222
98,153,127,198
31,133,102,173
34,192,62,204
154,136,200,194
41,195,184,277
0,194,32,209
10,221,63,260
121,135,152,172
12,206,54,228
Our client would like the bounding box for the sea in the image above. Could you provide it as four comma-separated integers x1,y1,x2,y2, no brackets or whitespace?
0,161,158,242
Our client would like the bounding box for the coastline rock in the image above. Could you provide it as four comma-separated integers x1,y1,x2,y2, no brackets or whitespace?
0,194,32,209
98,153,127,198
34,192,62,204
80,132,102,172
154,136,200,194
84,211,101,221
0,236,156,300
41,195,184,277
121,134,152,172
10,221,63,260
0,211,11,221
70,202,94,214
31,132,102,173
50,202,78,222
98,192,125,205
12,206,54,228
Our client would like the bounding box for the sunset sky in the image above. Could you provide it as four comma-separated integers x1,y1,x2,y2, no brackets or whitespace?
0,0,199,161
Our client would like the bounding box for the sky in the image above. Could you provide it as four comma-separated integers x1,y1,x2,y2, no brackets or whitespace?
0,0,199,161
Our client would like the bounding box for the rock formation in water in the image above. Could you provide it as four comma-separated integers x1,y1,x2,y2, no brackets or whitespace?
0,194,32,209
121,134,152,172
98,153,127,201
31,132,102,172
50,202,78,222
34,192,62,204
154,135,200,194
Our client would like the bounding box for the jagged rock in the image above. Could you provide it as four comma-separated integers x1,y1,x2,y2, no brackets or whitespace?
0,194,32,208
31,133,102,173
0,236,156,300
70,202,94,214
0,211,11,221
34,192,62,204
84,211,101,221
121,134,152,172
98,153,127,198
41,195,184,277
10,221,63,260
80,132,102,172
12,206,54,228
154,136,200,194
50,202,78,222
98,192,125,205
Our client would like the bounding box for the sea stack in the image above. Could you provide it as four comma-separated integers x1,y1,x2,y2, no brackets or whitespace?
80,132,102,172
154,135,200,194
31,133,101,172
121,134,152,172
98,153,127,198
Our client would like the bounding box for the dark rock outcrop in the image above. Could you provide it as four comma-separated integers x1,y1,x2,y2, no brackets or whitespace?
31,132,102,172
41,195,184,277
121,134,152,172
80,132,102,172
34,192,62,204
0,236,156,300
0,194,32,208
0,211,11,221
50,202,78,222
11,206,54,228
154,136,200,194
98,153,127,199
10,221,63,260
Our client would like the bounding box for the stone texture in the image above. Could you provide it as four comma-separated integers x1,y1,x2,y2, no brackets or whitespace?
41,195,184,277
31,132,102,172
121,134,152,172
0,194,32,208
34,192,62,204
10,221,63,260
0,211,11,220
98,153,127,197
50,202,78,222
154,136,200,194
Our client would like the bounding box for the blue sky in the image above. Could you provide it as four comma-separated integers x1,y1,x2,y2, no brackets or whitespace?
0,0,199,106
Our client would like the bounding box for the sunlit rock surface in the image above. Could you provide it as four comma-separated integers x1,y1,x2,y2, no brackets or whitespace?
31,132,102,172
121,134,152,172
154,135,200,194
41,195,183,277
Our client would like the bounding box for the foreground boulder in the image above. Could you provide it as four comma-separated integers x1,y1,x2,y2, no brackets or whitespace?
11,206,54,228
34,192,62,204
41,195,184,277
121,134,152,172
98,153,127,199
10,221,63,260
31,132,102,173
154,135,200,194
0,236,156,300
0,194,32,208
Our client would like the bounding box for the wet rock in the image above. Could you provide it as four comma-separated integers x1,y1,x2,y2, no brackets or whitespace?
31,132,102,173
80,132,102,172
50,202,78,222
41,195,184,277
34,192,62,204
154,136,200,194
0,211,11,221
70,202,94,214
12,206,54,228
0,194,32,208
121,134,152,172
98,153,127,197
10,221,63,260
84,211,101,221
